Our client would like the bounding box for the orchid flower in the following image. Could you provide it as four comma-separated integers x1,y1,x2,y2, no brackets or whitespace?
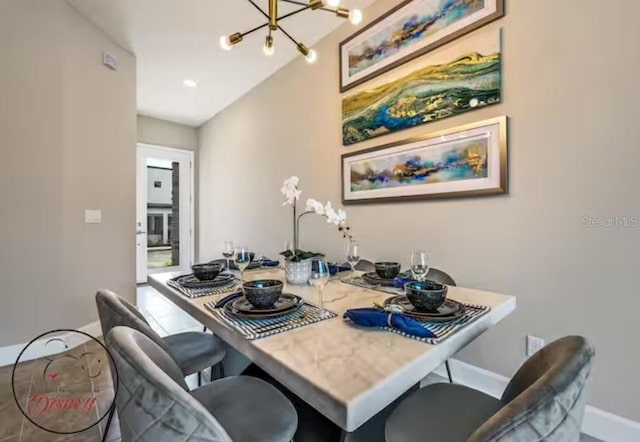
280,176,302,206
337,209,347,225
306,198,324,215
324,201,339,225
282,176,355,262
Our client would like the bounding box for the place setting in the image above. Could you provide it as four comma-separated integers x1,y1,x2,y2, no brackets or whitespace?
167,242,281,299
343,251,491,344
204,258,337,340
341,250,428,294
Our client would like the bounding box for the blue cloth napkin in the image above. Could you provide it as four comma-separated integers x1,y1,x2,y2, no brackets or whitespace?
329,264,351,275
259,258,280,267
393,276,417,288
343,308,436,338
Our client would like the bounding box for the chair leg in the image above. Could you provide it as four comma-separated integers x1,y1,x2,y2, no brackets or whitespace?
445,360,453,383
197,371,202,386
211,362,225,381
101,404,116,442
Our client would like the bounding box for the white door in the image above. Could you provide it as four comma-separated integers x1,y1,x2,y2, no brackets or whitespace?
136,144,194,284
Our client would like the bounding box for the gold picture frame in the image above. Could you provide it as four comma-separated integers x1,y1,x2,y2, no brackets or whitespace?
339,0,505,92
341,116,508,204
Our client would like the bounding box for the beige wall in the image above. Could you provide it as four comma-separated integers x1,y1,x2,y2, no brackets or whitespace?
198,0,640,420
0,0,136,347
137,115,198,151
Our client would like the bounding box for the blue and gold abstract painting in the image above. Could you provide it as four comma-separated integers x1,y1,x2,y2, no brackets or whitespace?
342,29,501,145
350,137,488,192
348,0,486,78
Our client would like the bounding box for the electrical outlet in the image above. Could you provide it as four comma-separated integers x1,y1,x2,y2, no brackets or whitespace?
526,335,545,357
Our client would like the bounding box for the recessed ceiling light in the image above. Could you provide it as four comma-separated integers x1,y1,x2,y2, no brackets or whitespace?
183,79,198,88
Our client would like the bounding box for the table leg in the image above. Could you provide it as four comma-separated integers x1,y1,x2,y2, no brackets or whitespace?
241,363,418,442
339,384,418,442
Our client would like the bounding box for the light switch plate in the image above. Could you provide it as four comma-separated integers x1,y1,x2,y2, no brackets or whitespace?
85,209,102,224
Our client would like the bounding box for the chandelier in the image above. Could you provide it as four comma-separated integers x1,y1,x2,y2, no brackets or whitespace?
219,0,363,63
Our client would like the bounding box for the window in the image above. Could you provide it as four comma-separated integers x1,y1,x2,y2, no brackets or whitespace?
147,214,163,235
154,181,162,188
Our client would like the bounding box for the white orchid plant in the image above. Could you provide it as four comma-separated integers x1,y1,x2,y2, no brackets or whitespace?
280,176,354,262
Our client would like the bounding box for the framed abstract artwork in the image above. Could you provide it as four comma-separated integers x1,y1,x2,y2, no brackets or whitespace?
342,28,501,145
341,116,507,204
339,0,504,92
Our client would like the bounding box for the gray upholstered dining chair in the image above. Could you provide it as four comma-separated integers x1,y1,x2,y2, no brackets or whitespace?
95,289,226,385
106,326,298,442
385,336,595,442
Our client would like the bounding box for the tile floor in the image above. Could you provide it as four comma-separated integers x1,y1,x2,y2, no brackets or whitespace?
0,285,602,442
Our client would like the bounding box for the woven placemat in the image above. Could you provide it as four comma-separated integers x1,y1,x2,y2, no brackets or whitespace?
167,277,239,299
345,301,490,345
204,302,337,340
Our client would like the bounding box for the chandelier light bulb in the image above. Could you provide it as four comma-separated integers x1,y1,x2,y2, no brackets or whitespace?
349,9,363,25
263,35,275,56
326,0,340,7
219,35,233,51
305,49,318,64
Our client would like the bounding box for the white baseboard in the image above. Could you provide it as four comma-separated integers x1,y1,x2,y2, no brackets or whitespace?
0,321,102,368
432,359,640,442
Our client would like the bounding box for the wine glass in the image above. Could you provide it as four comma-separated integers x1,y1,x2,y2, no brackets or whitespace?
309,258,330,309
281,240,293,270
222,241,234,273
410,251,429,282
346,242,360,277
235,246,252,284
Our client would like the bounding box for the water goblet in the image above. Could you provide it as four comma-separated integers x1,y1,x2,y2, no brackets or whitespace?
222,241,234,273
281,240,293,270
410,250,429,282
309,257,330,364
309,258,330,309
235,246,252,284
346,242,360,277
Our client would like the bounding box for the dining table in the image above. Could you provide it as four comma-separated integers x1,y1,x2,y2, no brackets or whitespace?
149,268,515,440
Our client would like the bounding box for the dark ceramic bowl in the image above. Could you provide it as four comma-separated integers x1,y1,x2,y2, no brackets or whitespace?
375,262,401,279
404,280,448,311
192,263,223,281
243,279,284,309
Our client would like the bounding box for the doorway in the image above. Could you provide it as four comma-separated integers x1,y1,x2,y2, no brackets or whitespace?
136,144,194,284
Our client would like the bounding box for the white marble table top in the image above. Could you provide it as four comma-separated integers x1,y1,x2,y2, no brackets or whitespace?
149,270,515,432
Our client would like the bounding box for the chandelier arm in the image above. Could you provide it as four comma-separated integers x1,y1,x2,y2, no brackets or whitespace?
243,0,307,47
241,22,270,38
236,5,308,38
277,24,301,47
278,5,311,21
280,0,334,13
245,0,270,20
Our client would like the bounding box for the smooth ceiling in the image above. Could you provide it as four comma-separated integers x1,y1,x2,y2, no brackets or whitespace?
66,0,373,126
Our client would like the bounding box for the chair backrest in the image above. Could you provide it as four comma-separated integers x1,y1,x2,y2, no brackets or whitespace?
426,268,456,286
106,326,232,442
95,289,172,356
339,259,376,272
467,336,595,442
